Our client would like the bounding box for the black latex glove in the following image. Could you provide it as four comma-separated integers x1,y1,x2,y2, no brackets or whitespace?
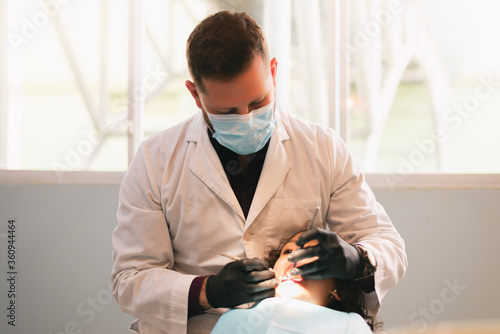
205,258,277,308
287,228,364,280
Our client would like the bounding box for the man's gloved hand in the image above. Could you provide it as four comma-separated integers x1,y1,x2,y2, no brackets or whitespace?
287,228,365,280
205,258,277,308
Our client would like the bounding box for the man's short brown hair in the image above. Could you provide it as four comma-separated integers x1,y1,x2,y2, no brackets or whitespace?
186,11,269,93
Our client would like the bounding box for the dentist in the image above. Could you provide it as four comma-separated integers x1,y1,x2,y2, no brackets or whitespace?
111,10,407,334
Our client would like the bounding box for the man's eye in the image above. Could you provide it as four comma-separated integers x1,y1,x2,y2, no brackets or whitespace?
216,109,236,114
250,99,266,108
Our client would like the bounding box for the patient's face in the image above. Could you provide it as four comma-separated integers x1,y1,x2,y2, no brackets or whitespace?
273,232,336,307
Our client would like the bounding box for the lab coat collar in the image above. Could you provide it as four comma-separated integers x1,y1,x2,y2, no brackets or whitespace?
186,110,292,225
185,111,205,142
245,109,292,226
187,111,246,220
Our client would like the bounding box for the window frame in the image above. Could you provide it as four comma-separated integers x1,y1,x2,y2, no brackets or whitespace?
1,0,499,189
330,0,500,189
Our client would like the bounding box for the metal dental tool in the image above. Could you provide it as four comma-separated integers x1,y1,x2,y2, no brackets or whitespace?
219,252,241,261
292,206,320,270
203,247,242,261
207,249,274,274
307,206,320,230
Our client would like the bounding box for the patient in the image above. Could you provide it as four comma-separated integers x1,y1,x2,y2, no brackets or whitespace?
210,232,377,333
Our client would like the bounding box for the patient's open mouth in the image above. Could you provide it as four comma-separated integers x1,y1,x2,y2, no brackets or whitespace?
280,262,304,283
280,273,303,283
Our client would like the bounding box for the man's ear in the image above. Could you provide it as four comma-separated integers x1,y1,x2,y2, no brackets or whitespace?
270,57,278,87
185,80,203,109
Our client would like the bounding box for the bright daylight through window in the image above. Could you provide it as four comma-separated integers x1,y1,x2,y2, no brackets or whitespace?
348,0,500,174
0,0,499,181
0,0,330,175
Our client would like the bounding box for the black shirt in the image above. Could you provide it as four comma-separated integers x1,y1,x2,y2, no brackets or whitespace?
207,128,269,218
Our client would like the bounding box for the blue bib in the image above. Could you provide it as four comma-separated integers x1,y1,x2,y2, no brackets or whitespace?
211,297,372,333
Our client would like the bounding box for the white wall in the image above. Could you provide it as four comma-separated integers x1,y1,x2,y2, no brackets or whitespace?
0,183,499,333
375,188,500,331
0,183,133,334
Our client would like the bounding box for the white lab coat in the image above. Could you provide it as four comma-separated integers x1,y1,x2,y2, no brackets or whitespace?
111,109,407,334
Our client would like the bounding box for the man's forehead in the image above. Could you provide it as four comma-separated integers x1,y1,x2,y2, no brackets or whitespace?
199,77,271,109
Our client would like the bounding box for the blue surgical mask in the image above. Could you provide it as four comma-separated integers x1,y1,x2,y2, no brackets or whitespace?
207,100,276,155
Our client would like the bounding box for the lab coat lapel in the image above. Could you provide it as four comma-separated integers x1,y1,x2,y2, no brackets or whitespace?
187,112,245,221
246,113,291,227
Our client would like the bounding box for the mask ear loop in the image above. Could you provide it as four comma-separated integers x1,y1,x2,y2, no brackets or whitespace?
207,124,215,135
198,97,215,134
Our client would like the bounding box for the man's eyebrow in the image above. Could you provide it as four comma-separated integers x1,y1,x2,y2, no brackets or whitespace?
249,95,266,105
215,95,267,112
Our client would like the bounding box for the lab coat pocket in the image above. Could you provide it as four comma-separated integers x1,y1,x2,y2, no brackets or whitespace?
266,199,321,254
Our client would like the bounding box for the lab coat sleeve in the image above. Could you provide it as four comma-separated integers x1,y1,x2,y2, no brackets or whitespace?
111,141,196,334
326,129,408,313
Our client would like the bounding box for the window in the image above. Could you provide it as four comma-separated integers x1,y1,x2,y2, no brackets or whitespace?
1,0,499,187
348,0,500,175
1,0,129,173
0,0,331,176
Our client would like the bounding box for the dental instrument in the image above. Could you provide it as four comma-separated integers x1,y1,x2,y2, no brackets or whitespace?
291,205,320,270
